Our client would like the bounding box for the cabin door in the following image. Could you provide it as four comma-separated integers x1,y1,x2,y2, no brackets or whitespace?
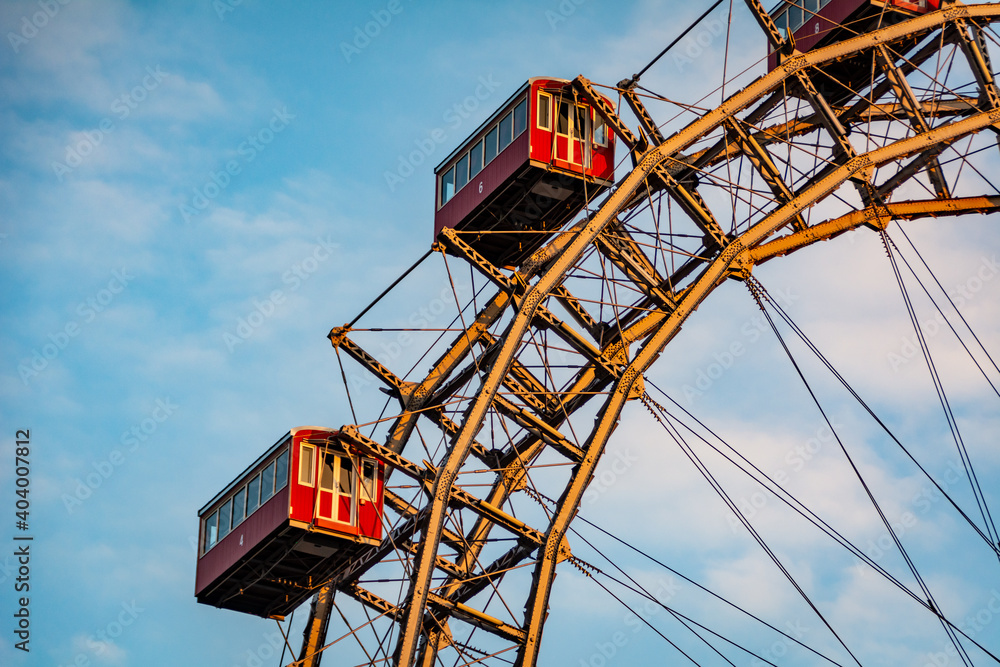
554,100,591,168
317,451,355,525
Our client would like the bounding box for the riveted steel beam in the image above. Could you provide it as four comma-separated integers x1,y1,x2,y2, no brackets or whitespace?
875,44,951,197
595,226,680,314
342,426,549,548
393,9,1000,666
572,75,645,153
725,116,809,230
550,284,604,343
490,393,585,462
954,17,1000,109
744,0,794,55
621,87,666,146
749,195,1000,264
515,107,1000,665
298,584,334,667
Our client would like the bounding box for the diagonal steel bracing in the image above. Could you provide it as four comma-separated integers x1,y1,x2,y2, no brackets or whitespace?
297,6,1000,665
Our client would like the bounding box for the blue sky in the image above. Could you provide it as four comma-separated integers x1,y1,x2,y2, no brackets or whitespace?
1,1,999,665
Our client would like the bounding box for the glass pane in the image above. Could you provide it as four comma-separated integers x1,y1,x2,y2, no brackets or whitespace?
299,445,315,485
441,167,455,206
232,487,246,527
469,140,483,177
484,127,498,165
594,116,608,146
456,154,469,190
260,462,275,503
205,511,218,552
275,450,288,492
775,10,788,38
574,105,589,140
361,460,377,502
537,93,551,130
556,101,570,135
807,0,819,13
498,113,513,151
320,453,335,491
789,4,803,31
513,99,527,137
247,474,260,514
218,499,232,539
338,457,354,495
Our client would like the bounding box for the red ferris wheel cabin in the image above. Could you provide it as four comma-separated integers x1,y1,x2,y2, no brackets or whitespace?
434,77,617,267
194,426,385,618
766,0,940,90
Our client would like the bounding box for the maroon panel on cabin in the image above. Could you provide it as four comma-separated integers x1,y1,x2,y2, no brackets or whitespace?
194,484,290,596
768,0,867,70
434,131,530,237
766,0,936,70
796,0,866,53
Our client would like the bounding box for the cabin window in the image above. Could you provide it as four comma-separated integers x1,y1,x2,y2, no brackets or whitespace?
232,487,246,527
320,453,336,491
299,443,316,487
484,126,498,165
594,114,608,147
260,461,276,503
204,511,218,553
218,499,232,540
456,154,469,190
537,91,552,131
247,473,261,514
513,98,527,137
338,456,354,496
275,450,288,492
806,0,819,15
556,100,570,136
775,10,788,39
574,105,590,142
361,459,377,503
789,3,803,32
498,112,513,151
440,167,456,207
470,140,484,178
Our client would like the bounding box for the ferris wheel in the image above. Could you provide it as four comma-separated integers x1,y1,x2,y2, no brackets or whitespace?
195,1,1000,665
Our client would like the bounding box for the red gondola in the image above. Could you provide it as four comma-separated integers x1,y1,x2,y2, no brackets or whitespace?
194,426,385,618
434,76,616,267
766,0,939,76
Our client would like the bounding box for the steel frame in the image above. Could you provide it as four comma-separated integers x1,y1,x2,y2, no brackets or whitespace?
295,3,1000,665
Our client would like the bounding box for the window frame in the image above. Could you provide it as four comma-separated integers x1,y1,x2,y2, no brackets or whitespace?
360,458,377,504
260,461,276,504
513,98,527,137
469,139,484,178
789,2,803,32
439,166,455,207
555,99,571,138
299,443,316,487
594,111,609,147
218,498,233,540
275,449,289,492
537,91,552,131
246,473,261,514
232,486,246,528
455,154,470,190
498,112,513,152
204,510,219,554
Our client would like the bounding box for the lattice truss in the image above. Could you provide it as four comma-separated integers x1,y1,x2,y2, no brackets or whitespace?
309,3,1000,666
